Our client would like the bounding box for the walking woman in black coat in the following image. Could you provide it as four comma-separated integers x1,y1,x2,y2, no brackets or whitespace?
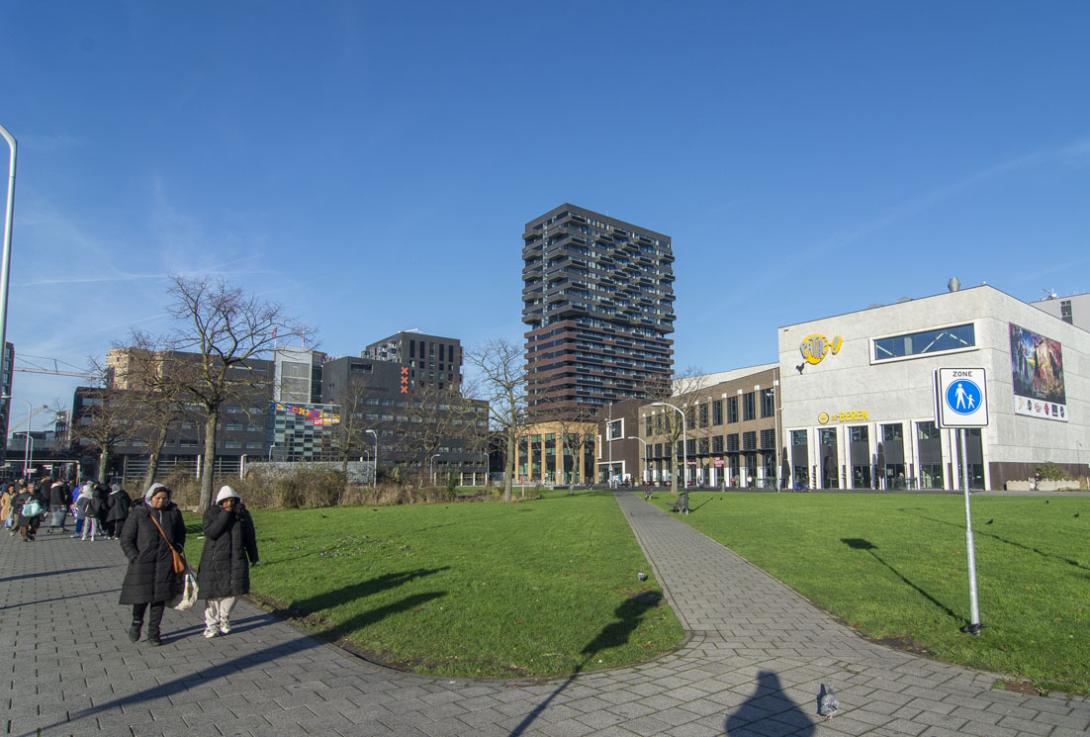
198,485,258,638
119,483,186,645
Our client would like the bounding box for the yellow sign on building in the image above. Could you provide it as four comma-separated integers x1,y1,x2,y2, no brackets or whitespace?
800,334,843,366
818,410,869,424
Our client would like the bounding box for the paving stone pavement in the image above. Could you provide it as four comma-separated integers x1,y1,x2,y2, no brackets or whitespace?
2,496,1087,737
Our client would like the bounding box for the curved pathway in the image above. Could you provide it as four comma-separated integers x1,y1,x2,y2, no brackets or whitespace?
1,495,1086,737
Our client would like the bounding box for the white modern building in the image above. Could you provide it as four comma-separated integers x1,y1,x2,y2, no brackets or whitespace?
778,285,1090,491
1032,291,1090,332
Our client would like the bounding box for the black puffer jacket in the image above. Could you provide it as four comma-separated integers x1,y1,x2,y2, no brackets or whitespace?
106,489,132,523
198,504,258,599
118,502,187,605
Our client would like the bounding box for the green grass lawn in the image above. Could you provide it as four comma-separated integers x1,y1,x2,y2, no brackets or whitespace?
650,491,1090,694
186,491,682,679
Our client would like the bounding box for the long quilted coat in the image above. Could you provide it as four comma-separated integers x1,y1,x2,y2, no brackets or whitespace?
118,502,187,605
197,504,258,599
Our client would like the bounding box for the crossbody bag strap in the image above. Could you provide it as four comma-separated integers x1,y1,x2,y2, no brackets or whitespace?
148,512,180,555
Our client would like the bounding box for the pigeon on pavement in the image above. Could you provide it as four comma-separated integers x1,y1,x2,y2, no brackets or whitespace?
817,684,840,719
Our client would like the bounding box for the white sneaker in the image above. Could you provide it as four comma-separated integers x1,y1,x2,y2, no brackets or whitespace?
218,621,231,635
203,626,218,639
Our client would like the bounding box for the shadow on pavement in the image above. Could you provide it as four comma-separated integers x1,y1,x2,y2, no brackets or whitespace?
0,565,113,584
17,591,446,737
0,587,120,611
724,670,815,736
507,590,665,737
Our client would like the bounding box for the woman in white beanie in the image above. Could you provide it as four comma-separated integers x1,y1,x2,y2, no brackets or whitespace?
197,485,259,638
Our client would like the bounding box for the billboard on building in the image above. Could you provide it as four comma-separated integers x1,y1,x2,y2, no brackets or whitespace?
1009,323,1067,422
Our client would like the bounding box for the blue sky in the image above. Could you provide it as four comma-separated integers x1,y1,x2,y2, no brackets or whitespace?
2,1,1088,430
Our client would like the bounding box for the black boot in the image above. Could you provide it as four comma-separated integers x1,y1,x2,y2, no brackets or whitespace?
146,628,162,646
128,620,142,642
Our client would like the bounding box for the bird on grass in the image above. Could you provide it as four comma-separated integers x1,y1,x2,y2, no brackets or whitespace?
817,684,839,719
986,518,994,525
1075,512,1080,519
637,571,648,582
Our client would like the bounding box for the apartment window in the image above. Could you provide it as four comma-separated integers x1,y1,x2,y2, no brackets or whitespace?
645,414,652,436
607,418,624,441
699,403,709,428
742,432,757,451
712,435,724,453
1061,300,1073,324
712,400,723,425
873,323,975,362
743,392,756,421
761,389,775,418
727,397,739,423
727,433,739,452
410,340,415,358
760,429,775,449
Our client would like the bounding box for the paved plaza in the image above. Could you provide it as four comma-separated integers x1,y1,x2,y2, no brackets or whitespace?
2,493,1087,737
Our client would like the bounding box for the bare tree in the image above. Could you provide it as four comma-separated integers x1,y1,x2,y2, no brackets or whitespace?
161,276,308,511
466,338,526,503
644,368,705,497
554,407,597,487
401,382,481,487
78,361,141,483
330,372,379,479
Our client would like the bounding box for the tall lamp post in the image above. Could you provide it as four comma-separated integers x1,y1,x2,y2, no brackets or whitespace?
365,429,378,487
22,402,49,477
430,453,440,486
652,401,687,489
0,123,16,380
626,436,649,485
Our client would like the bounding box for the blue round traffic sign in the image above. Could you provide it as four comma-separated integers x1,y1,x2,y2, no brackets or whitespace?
945,379,982,415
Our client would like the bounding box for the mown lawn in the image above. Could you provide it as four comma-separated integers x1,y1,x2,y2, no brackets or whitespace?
650,491,1090,694
186,491,683,679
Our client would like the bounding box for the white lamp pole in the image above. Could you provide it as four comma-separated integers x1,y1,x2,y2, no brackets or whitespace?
365,429,378,487
0,123,15,381
430,453,440,485
652,401,687,488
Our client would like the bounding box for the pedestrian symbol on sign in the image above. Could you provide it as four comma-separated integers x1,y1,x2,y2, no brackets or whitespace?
946,379,982,416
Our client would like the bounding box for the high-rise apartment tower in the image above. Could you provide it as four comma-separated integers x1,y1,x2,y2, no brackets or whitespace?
522,204,675,420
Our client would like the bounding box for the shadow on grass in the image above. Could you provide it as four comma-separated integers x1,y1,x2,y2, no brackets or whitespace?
19,591,447,737
277,567,450,615
905,511,1090,572
841,538,960,622
507,590,664,737
724,670,814,736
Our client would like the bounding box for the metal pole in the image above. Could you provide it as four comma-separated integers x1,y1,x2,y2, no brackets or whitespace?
0,124,16,384
960,428,982,634
22,400,31,477
365,429,378,487
27,435,33,477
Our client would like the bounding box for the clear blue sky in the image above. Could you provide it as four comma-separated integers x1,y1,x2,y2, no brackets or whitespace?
2,1,1088,429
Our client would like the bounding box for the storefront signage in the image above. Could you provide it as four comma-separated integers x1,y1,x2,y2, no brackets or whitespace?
800,333,844,366
818,410,869,425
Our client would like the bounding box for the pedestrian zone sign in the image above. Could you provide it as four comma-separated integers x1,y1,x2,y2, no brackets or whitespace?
935,368,989,428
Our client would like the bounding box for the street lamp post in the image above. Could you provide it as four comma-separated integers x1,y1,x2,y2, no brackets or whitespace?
430,453,440,486
0,123,16,381
626,436,649,485
365,429,378,487
652,401,687,490
22,401,49,478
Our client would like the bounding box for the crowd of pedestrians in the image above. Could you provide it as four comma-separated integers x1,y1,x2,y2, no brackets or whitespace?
4,476,259,647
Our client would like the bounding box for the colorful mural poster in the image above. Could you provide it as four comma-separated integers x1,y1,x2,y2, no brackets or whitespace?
1009,322,1067,422
273,402,341,426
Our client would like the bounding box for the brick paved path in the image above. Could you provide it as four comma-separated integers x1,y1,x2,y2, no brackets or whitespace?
2,496,1087,737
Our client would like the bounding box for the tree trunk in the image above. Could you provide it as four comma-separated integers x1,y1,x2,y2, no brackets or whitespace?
670,445,679,497
97,448,110,484
142,426,169,494
200,410,218,512
503,429,514,503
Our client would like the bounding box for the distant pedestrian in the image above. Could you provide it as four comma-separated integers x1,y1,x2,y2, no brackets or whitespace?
13,481,47,542
47,477,69,533
199,486,259,638
92,483,110,537
119,483,186,646
1,483,15,534
76,484,98,541
105,483,132,539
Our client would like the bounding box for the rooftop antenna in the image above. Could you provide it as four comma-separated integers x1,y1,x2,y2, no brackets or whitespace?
1041,288,1059,300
